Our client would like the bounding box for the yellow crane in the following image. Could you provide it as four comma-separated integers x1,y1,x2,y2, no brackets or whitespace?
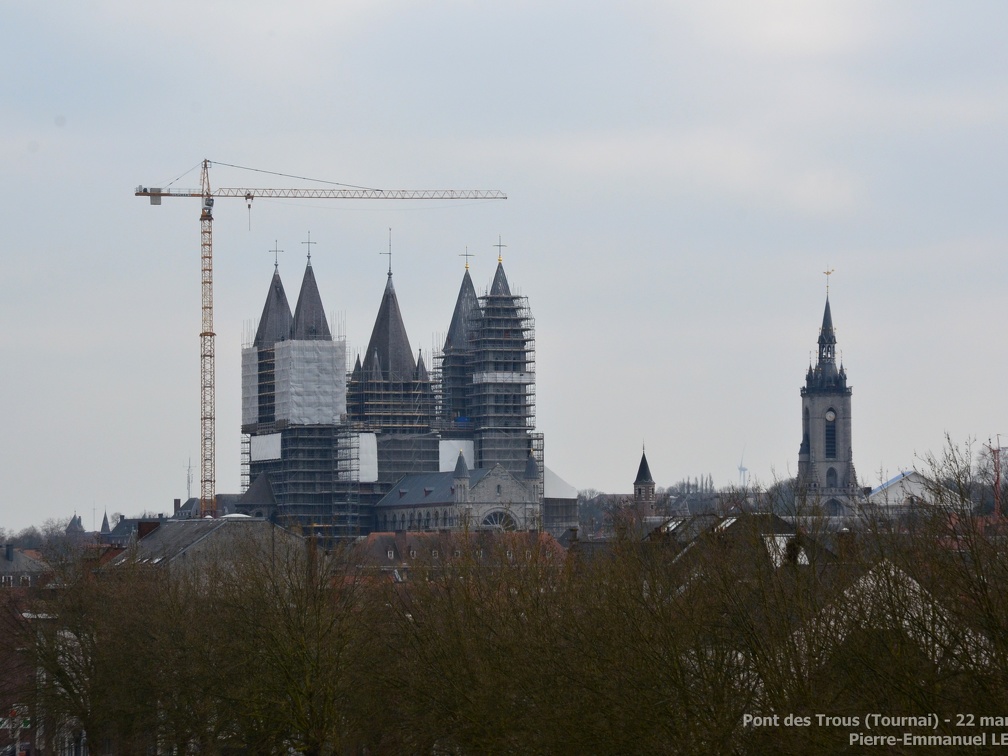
136,159,506,517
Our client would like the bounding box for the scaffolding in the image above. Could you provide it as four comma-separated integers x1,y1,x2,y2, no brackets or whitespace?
333,424,362,540
240,433,250,493
248,424,364,545
470,290,536,476
346,373,435,433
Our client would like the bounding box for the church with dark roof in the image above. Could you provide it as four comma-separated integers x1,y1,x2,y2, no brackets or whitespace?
238,245,573,541
797,294,859,515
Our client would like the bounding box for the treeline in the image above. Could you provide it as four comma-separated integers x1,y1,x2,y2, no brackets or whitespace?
5,446,1008,754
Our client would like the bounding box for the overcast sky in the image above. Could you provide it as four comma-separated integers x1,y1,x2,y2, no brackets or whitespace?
3,2,1007,532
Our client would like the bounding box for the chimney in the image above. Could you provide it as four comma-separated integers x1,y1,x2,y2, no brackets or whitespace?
174,498,181,515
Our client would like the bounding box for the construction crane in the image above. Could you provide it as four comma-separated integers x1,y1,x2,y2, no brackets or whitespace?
136,159,506,518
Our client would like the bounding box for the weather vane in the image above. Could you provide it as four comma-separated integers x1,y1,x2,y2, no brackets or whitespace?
824,266,835,295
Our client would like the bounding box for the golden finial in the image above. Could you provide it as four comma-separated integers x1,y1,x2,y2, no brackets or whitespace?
824,266,835,295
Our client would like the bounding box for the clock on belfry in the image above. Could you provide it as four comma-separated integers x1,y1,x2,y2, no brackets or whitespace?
825,410,836,421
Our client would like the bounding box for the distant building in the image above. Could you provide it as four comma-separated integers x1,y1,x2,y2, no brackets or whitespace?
374,451,541,532
356,529,566,583
238,248,559,540
105,516,302,572
797,294,859,515
0,544,49,590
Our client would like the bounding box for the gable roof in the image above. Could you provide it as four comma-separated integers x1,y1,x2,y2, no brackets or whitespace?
375,465,530,510
105,518,298,567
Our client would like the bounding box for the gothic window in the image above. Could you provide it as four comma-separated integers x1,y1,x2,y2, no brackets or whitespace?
827,467,838,488
825,411,837,459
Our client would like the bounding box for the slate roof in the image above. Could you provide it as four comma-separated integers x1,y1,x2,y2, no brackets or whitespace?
635,450,654,485
444,268,481,352
240,472,277,509
524,453,540,480
377,467,496,510
253,267,293,348
819,297,835,349
291,259,331,340
361,273,416,381
0,547,50,577
106,518,295,567
453,450,470,479
489,261,512,297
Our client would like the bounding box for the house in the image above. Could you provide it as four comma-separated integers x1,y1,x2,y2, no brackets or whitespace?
104,516,303,572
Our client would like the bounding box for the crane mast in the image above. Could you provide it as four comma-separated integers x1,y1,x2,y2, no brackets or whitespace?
199,161,215,517
137,159,505,518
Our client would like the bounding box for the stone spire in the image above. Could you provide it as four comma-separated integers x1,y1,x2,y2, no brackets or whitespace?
634,449,654,486
291,257,331,340
444,267,481,353
805,296,847,393
634,448,656,511
253,267,293,349
489,260,512,297
818,297,836,366
361,273,416,382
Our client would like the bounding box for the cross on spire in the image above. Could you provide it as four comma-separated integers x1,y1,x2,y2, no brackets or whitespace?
380,227,393,277
494,234,506,264
460,246,474,270
302,231,316,264
824,266,835,295
270,240,283,271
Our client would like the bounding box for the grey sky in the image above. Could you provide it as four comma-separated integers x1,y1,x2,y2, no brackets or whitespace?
2,2,1006,531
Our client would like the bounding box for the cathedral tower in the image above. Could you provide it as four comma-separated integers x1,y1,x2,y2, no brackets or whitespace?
241,256,351,539
797,295,857,514
347,268,437,487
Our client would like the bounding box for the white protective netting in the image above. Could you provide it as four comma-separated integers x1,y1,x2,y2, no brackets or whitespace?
241,348,258,427
250,432,282,462
359,432,378,483
274,340,347,425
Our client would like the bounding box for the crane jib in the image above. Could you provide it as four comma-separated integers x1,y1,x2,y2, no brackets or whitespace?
136,186,506,201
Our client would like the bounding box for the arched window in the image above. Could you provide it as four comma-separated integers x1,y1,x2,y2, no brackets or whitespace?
827,467,838,488
824,410,837,459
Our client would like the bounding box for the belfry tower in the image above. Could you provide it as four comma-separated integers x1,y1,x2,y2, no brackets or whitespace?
797,291,858,514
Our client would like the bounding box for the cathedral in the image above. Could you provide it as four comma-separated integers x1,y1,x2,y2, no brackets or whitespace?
797,294,859,515
237,247,562,541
